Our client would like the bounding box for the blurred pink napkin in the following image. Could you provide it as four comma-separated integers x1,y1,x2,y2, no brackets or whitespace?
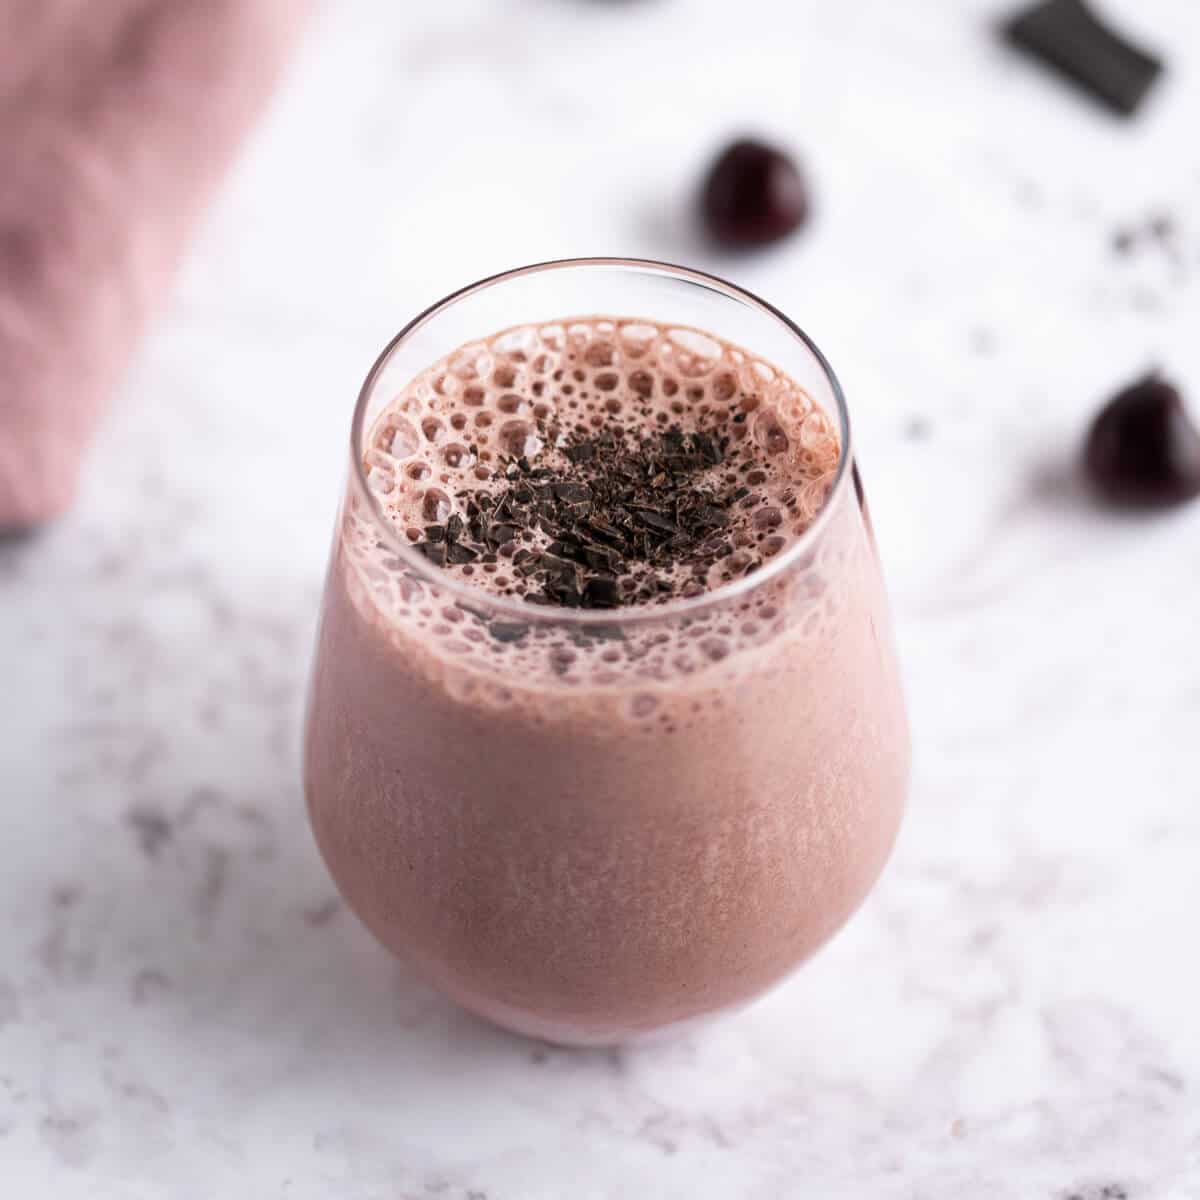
0,0,308,528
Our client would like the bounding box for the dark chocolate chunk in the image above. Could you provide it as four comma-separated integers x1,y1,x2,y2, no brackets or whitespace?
546,574,582,607
1083,373,1200,507
445,541,479,565
585,517,626,546
545,538,588,565
582,576,621,609
691,504,728,529
700,138,810,248
554,481,593,504
564,441,595,464
632,508,678,536
693,432,723,466
584,544,621,573
417,541,447,567
424,524,446,543
541,553,578,579
1002,0,1164,117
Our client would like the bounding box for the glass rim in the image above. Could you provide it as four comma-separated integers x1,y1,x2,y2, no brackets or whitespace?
349,256,853,628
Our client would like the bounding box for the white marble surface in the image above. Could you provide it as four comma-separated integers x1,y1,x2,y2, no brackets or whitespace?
3,0,1200,1195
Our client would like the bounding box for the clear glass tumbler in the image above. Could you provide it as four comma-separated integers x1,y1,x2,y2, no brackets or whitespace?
304,259,910,1045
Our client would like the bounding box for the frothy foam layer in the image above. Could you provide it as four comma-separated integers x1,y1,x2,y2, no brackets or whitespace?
366,318,838,598
341,317,854,709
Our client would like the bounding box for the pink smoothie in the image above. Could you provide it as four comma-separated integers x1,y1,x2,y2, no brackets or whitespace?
305,317,909,1044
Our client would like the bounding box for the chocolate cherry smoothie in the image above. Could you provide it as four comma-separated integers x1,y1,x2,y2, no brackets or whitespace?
305,263,909,1044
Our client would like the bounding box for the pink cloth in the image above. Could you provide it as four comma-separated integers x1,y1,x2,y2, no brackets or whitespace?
0,0,307,527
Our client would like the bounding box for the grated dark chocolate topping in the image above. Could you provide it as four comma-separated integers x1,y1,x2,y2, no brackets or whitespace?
413,423,761,609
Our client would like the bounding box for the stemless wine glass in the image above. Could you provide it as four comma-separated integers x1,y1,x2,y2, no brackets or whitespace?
304,259,909,1045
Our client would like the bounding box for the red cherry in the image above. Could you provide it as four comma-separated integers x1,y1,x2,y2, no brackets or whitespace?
1084,374,1200,507
700,139,810,249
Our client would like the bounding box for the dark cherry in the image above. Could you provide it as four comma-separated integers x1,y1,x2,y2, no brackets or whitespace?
700,138,809,249
1083,374,1200,507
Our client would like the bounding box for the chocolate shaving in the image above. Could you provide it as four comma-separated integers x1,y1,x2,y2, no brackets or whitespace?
411,413,781,609
583,576,621,609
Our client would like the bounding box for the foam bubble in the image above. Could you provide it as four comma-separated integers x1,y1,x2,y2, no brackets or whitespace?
584,341,615,367
367,467,394,494
498,419,542,458
388,418,421,458
753,410,790,455
422,489,451,523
